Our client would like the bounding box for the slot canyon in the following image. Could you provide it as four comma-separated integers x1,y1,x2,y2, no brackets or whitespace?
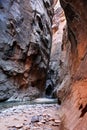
0,0,87,130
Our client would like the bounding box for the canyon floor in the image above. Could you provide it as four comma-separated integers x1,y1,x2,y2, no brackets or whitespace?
0,104,61,130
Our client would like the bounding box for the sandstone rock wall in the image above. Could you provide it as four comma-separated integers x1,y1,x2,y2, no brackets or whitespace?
0,0,53,101
59,0,87,129
46,0,70,100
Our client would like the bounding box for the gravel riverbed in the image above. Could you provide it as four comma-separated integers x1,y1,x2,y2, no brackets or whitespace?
0,104,61,130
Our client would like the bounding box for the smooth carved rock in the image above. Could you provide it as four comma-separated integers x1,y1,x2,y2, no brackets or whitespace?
0,0,53,101
59,0,87,130
47,0,67,99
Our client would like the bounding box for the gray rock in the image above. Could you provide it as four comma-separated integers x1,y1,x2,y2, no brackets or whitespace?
0,0,53,101
31,115,40,123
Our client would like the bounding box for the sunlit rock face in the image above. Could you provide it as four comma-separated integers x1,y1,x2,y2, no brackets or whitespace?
0,0,53,101
59,0,87,129
46,0,70,98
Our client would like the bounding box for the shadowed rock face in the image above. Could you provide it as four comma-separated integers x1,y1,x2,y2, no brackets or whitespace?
0,0,53,101
59,0,87,129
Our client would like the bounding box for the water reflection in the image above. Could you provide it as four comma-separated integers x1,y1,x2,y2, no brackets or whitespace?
0,98,57,111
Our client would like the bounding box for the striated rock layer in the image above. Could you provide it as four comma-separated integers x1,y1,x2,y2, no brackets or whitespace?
59,0,87,129
0,0,53,101
46,0,68,98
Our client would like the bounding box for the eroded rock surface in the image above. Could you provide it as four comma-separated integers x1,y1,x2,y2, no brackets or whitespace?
46,0,69,99
59,0,87,129
0,0,53,101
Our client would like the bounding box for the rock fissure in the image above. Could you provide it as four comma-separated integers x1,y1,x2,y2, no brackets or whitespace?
80,104,87,118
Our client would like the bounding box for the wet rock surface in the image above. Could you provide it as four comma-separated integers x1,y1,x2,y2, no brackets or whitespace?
0,104,61,130
0,0,53,101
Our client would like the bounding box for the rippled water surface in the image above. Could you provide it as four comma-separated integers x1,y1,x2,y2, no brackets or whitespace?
0,98,57,111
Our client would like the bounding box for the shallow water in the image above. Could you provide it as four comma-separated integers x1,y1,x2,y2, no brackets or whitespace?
0,98,57,111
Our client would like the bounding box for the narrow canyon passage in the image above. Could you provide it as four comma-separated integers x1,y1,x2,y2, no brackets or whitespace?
47,0,66,99
0,0,87,130
0,0,65,130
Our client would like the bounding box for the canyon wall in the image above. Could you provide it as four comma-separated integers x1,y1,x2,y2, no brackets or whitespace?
0,0,53,101
47,0,70,102
59,0,87,129
0,0,87,129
